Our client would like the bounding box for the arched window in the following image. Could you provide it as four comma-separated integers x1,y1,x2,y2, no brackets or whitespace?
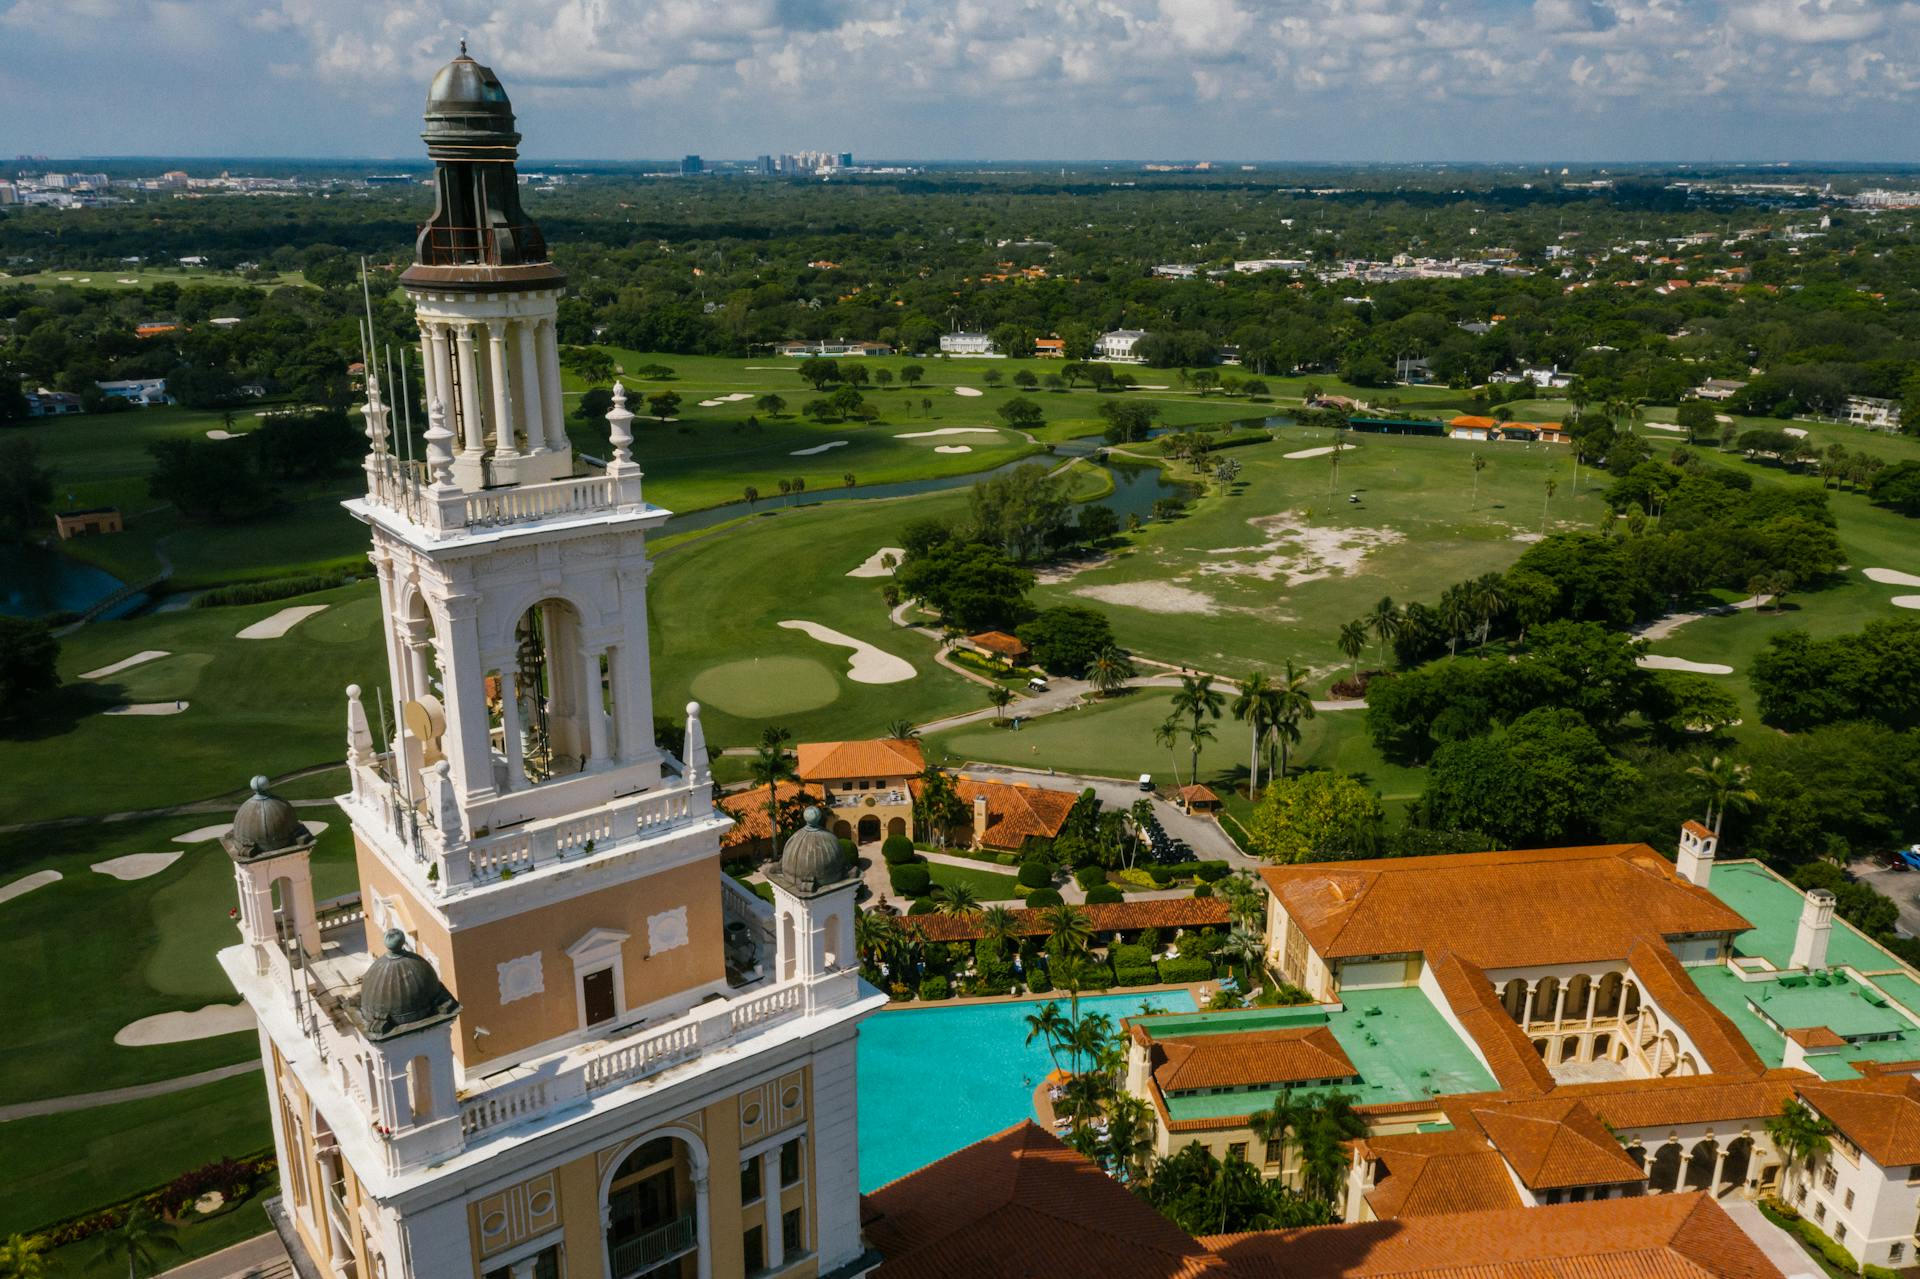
407,1055,434,1123
822,913,841,970
780,913,797,982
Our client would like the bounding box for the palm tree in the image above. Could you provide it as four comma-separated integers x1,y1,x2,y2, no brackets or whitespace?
0,1234,48,1279
1438,585,1472,657
1541,476,1558,532
1128,798,1155,870
1686,755,1758,839
1367,597,1402,667
1024,1001,1069,1074
1337,620,1368,682
1469,451,1487,509
885,718,919,741
1231,671,1278,796
988,684,1014,722
855,910,897,977
936,882,981,916
1088,644,1136,697
1269,660,1316,780
1470,573,1508,651
92,1207,179,1279
1298,1094,1368,1203
1103,1094,1157,1183
1171,674,1225,786
979,904,1018,951
1248,1091,1307,1179
749,726,796,850
1042,902,1094,958
1766,1098,1833,1203
1217,927,1263,983
1154,714,1186,790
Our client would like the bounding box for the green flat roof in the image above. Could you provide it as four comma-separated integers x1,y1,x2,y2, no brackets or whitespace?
1691,964,1920,1081
1689,965,1788,1068
1148,985,1499,1122
1708,863,1894,973
1864,972,1920,1023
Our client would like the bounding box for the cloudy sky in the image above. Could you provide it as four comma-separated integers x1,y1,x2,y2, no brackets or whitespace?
3,0,1918,162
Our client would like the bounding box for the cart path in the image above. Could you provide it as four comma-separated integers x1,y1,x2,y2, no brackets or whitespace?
0,1058,261,1123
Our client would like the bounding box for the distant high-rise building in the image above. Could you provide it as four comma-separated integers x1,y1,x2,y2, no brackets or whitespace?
756,154,774,175
838,152,853,169
679,154,703,176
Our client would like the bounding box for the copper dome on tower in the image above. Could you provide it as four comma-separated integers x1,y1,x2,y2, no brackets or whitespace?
774,806,850,894
221,775,312,861
357,929,460,1040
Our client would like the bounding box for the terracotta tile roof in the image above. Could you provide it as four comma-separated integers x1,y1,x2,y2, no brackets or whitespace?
968,630,1029,658
1201,1192,1783,1279
1786,1026,1847,1049
1473,1071,1804,1134
1797,1076,1920,1167
1153,1027,1357,1094
1260,845,1751,969
1627,940,1767,1077
1468,1100,1646,1189
1450,415,1499,429
947,775,1078,850
717,781,820,846
900,896,1231,943
1179,785,1221,804
1360,1131,1523,1219
1425,951,1555,1097
1682,819,1714,841
796,737,924,782
865,1121,1232,1278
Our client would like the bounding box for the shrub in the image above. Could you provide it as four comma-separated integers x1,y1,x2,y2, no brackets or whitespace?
1139,927,1163,952
889,863,932,895
194,572,356,608
1157,957,1215,984
1192,883,1214,898
882,835,917,864
1147,864,1179,886
907,896,937,915
995,852,1020,865
1866,1267,1898,1279
1193,860,1231,883
1114,964,1158,987
1111,943,1152,969
918,974,951,1000
1026,887,1064,907
1087,884,1124,904
1077,966,1114,991
1017,860,1054,889
1792,1219,1859,1275
1074,865,1107,889
1027,969,1053,993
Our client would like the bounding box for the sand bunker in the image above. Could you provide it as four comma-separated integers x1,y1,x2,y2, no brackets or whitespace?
934,445,973,454
0,870,61,906
1644,423,1686,433
777,620,915,684
1283,446,1339,459
104,702,189,716
953,387,984,397
1784,427,1809,438
1075,582,1220,615
697,399,724,408
721,392,754,401
205,429,240,440
1638,655,1734,675
791,440,849,456
847,547,905,578
81,650,170,680
1893,596,1920,610
92,853,183,881
236,604,328,640
1197,513,1405,587
1865,568,1920,588
118,277,139,284
1136,384,1170,390
115,1003,255,1046
895,427,1000,439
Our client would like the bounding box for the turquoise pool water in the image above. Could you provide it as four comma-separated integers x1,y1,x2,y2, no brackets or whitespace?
855,990,1198,1190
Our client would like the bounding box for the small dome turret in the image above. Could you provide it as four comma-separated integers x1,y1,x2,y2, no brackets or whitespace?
221,775,311,861
776,806,849,893
358,929,460,1040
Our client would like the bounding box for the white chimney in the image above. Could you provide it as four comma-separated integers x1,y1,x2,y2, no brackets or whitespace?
1676,821,1717,888
1791,889,1836,971
972,792,989,850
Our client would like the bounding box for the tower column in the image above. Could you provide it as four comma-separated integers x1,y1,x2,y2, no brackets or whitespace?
538,316,568,452
582,642,610,766
436,595,494,805
497,668,528,791
487,320,518,458
1584,978,1599,1027
613,567,658,764
1521,981,1538,1027
418,321,446,429
515,318,546,455
453,325,486,456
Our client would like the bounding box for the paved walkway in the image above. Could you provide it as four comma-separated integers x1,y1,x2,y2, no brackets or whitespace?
0,1058,262,1123
1720,1200,1821,1279
156,1231,290,1279
1634,594,1773,642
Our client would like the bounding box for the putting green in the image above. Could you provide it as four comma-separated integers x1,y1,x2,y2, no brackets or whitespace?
690,655,841,718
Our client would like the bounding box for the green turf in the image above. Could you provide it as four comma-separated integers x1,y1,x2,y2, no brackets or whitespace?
45,1195,275,1279
689,655,843,718
0,266,307,290
0,1072,270,1235
925,860,1022,901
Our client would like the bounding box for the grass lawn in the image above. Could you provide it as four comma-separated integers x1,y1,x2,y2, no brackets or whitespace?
45,1196,275,1279
925,859,1021,900
0,581,387,826
0,1072,271,1235
0,812,354,1104
0,266,308,290
647,490,990,748
1032,425,1609,682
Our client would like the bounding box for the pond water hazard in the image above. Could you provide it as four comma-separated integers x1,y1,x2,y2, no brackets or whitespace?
0,543,131,619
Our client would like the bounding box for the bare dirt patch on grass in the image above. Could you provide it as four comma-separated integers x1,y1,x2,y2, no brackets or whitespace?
1074,581,1221,615
1197,511,1405,586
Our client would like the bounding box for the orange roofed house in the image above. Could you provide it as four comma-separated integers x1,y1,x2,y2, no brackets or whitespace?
918,773,1078,853
797,737,923,845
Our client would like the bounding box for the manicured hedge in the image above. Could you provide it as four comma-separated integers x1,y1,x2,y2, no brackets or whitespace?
1193,860,1232,883
1192,883,1214,898
907,897,937,915
1026,887,1064,907
1018,860,1054,889
1074,865,1107,889
1086,884,1124,904
1114,965,1158,987
918,974,950,1000
1157,957,1216,984
1148,864,1179,886
1111,943,1152,969
995,852,1020,865
889,863,932,895
1027,970,1053,993
882,835,917,864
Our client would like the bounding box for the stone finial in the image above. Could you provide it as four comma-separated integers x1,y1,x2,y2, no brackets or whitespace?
606,381,636,475
426,758,463,846
423,397,456,488
682,699,709,788
345,683,374,766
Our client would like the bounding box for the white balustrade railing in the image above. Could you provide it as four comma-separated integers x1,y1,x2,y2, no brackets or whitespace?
460,1077,551,1137
582,1021,702,1094
462,475,617,529
461,784,699,886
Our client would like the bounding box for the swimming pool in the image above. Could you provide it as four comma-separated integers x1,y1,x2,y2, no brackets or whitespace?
855,989,1198,1190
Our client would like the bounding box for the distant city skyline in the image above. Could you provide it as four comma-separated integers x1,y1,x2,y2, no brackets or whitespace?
4,0,1920,163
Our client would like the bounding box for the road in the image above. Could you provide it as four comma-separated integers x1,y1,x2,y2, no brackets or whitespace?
1849,857,1920,940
